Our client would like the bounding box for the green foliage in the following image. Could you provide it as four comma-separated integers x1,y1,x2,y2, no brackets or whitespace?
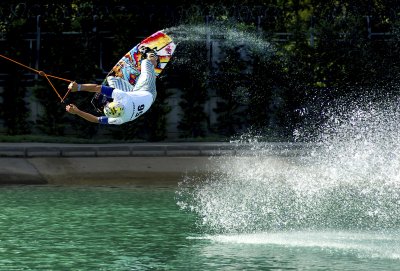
177,72,209,138
32,82,67,136
66,92,100,139
246,53,292,138
1,16,31,135
211,44,249,137
172,41,209,138
2,0,400,141
1,67,31,135
144,80,173,141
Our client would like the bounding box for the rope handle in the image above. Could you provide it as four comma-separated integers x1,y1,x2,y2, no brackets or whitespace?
0,54,73,103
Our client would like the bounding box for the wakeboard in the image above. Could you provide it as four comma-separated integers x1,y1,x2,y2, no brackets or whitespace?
91,30,176,113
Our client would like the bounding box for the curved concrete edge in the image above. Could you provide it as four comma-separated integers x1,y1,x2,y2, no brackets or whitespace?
0,156,217,186
0,158,47,185
0,174,47,185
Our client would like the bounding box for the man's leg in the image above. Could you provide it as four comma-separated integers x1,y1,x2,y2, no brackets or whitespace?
132,59,157,101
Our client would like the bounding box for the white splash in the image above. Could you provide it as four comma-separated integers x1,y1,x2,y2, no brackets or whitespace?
177,92,400,234
193,230,400,260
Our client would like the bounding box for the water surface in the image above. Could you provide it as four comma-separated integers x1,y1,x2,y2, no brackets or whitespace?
0,185,398,270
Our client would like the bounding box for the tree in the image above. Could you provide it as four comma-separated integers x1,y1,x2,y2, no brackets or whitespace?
1,17,31,135
211,44,249,137
173,41,209,138
2,66,31,135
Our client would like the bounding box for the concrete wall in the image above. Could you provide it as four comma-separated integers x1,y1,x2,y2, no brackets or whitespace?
0,142,311,185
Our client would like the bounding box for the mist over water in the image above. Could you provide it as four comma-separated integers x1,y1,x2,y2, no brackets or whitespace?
164,23,275,64
176,88,400,236
171,23,400,260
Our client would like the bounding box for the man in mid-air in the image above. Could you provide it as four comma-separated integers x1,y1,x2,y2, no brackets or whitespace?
65,48,158,125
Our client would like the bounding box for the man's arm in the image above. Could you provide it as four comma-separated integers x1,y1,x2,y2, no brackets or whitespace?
68,82,102,93
66,104,99,123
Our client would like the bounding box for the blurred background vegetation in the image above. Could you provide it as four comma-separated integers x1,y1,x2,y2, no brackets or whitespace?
1,0,400,142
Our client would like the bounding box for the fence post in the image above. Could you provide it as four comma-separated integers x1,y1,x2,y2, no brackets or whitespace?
206,15,212,68
366,15,372,39
310,15,314,47
35,15,40,80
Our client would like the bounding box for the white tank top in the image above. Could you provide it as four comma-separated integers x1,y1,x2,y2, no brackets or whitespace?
107,89,153,125
105,59,157,125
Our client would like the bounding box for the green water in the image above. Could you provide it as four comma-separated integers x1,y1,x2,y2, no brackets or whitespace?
0,185,399,271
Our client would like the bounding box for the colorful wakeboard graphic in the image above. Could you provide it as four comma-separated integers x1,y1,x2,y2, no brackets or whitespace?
91,30,176,112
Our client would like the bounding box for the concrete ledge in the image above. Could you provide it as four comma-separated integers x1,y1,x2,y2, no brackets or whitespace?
0,147,26,157
0,142,311,158
0,142,314,185
97,146,131,157
61,147,98,157
167,150,201,156
26,147,61,157
130,145,167,156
